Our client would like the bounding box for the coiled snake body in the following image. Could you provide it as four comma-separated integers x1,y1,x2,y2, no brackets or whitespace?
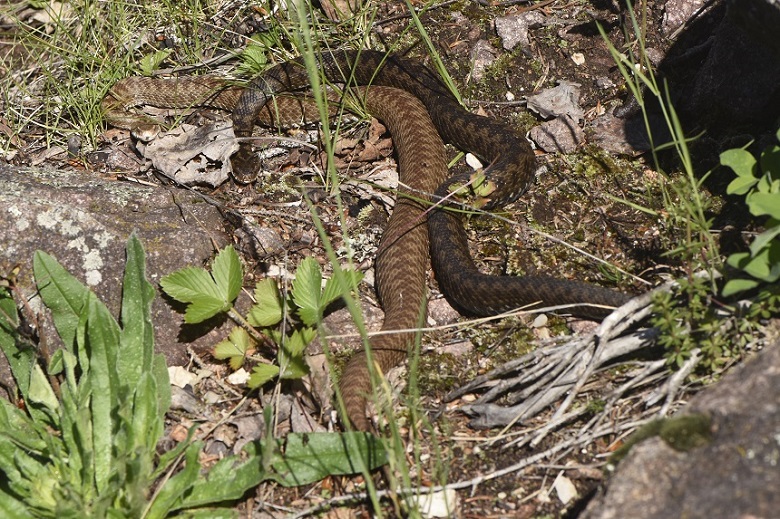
104,50,630,430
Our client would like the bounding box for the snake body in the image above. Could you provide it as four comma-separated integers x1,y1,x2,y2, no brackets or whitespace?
104,50,630,430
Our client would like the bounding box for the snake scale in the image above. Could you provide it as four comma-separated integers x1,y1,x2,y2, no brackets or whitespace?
104,50,630,430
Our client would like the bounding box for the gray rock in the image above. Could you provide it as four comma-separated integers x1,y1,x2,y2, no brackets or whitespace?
529,116,584,154
495,11,545,53
583,340,780,519
0,165,233,395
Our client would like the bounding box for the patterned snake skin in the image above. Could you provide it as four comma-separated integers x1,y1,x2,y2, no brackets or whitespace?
104,50,630,430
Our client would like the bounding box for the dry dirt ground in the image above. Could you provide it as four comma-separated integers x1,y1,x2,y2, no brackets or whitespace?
1,0,765,517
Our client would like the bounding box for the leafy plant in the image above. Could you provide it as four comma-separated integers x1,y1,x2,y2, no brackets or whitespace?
598,3,774,373
0,236,386,517
160,247,362,388
721,128,780,296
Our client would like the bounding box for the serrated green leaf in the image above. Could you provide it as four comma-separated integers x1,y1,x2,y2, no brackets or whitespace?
321,269,363,309
278,329,313,380
139,48,173,75
272,432,387,486
183,294,228,324
247,279,282,327
214,327,251,370
720,148,756,181
292,258,322,326
247,364,279,388
212,246,243,304
283,327,315,358
161,267,222,302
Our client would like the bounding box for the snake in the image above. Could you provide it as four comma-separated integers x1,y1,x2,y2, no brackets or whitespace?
104,49,631,431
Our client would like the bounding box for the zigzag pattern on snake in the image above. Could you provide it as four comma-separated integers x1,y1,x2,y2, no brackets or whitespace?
104,49,631,431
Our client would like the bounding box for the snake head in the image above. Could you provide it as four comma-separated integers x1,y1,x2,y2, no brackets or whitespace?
230,146,261,184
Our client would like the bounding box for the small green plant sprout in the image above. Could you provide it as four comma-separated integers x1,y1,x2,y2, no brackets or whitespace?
160,247,362,389
721,128,780,297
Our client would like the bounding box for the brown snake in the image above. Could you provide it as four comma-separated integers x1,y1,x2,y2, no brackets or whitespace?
104,50,630,431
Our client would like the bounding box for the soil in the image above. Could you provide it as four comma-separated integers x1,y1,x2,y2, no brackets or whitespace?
1,0,775,517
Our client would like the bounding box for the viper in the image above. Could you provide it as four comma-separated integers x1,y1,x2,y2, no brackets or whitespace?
104,49,630,430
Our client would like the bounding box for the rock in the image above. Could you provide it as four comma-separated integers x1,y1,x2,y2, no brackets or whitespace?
582,340,780,519
0,165,233,396
495,11,545,53
529,116,584,154
469,40,498,83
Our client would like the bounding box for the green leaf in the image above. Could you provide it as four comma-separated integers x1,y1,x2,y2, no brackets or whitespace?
321,269,363,309
172,448,267,511
759,143,780,177
720,148,756,185
82,292,121,494
272,432,387,486
211,246,243,305
722,278,760,297
145,442,202,519
0,487,35,519
748,225,780,257
292,258,323,326
26,364,59,414
128,371,163,455
0,398,46,452
214,327,252,370
0,288,36,403
248,279,283,327
139,48,173,76
247,364,279,388
747,192,780,219
33,250,90,350
286,327,316,358
726,175,759,196
118,234,157,389
152,354,171,420
160,267,229,323
278,328,314,380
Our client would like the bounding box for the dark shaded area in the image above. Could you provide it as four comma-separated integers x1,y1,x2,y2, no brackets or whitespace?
623,0,780,189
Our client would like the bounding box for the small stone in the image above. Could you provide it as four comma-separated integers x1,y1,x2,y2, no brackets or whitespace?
495,11,545,52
